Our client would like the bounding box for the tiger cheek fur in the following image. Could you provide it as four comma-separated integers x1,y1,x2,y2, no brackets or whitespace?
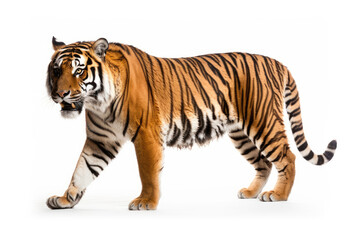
46,37,337,210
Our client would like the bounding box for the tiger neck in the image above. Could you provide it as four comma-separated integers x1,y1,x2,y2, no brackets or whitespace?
83,65,116,118
84,47,131,120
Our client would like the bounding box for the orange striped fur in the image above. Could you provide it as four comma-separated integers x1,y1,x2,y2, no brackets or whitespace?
46,38,336,209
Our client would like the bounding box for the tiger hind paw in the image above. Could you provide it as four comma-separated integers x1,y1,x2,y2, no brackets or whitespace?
258,191,288,202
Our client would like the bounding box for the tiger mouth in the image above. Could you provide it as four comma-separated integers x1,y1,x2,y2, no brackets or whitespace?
60,101,83,112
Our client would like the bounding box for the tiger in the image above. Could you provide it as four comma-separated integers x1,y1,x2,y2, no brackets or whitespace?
46,37,337,210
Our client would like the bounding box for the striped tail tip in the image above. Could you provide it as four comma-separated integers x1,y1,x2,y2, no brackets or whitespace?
323,140,337,161
300,139,337,166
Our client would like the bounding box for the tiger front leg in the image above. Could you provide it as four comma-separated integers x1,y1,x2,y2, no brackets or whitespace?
129,129,163,210
46,138,120,209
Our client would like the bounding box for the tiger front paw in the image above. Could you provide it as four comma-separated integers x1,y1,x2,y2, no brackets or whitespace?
128,197,158,210
46,195,73,209
46,186,84,209
237,188,259,199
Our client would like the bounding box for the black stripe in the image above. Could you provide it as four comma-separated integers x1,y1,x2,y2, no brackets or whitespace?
237,53,251,128
286,83,297,94
111,144,119,154
203,54,220,65
289,107,301,120
60,48,83,55
169,76,174,130
87,58,93,65
265,145,280,159
250,156,261,164
274,59,284,80
113,43,131,55
298,142,308,152
174,58,188,72
131,114,143,143
277,164,288,173
261,130,286,153
216,125,224,136
88,138,115,160
183,74,194,106
263,56,278,82
242,146,257,155
295,135,305,145
174,63,186,128
87,125,108,138
304,151,314,160
123,108,130,136
86,67,97,91
271,153,282,162
324,151,334,160
155,57,166,86
106,97,120,123
317,155,324,165
285,93,299,107
228,53,238,67
87,113,115,136
92,153,109,165
230,135,248,141
168,124,181,146
77,45,90,50
58,53,72,59
146,54,155,87
216,54,232,78
203,57,232,100
84,158,99,177
291,123,303,134
285,91,292,98
182,118,192,143
232,66,240,120
195,110,205,139
236,139,250,150
97,64,104,94
203,115,212,141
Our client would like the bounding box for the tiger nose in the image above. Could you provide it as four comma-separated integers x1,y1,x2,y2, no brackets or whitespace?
57,90,70,98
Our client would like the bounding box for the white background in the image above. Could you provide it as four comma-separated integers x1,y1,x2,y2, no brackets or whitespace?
0,0,359,239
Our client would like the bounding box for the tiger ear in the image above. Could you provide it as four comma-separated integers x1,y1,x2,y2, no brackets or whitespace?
52,36,65,51
93,38,109,60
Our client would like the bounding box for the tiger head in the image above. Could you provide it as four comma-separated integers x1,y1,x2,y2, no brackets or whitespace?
46,37,109,118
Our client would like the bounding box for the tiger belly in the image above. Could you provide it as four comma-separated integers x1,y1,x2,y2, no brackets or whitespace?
163,109,238,148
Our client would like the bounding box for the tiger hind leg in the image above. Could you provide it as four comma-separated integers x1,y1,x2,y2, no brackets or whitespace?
258,149,295,202
229,129,272,199
257,130,296,202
